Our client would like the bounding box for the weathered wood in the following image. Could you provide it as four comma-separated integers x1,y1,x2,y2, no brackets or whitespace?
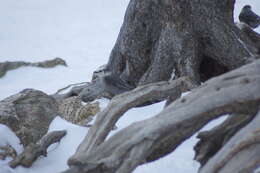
106,0,258,86
69,77,193,163
194,113,255,166
199,110,260,173
54,82,89,95
9,130,67,168
0,57,67,78
0,89,59,146
62,60,260,173
236,22,260,54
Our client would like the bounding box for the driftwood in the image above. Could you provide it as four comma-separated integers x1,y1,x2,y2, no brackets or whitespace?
54,74,136,103
0,57,67,78
54,82,89,95
0,89,59,146
105,0,258,87
194,113,255,166
237,22,260,54
68,77,193,163
199,110,260,173
9,130,67,168
61,59,260,173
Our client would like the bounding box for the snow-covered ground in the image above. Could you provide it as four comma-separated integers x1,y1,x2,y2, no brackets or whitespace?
0,1,260,173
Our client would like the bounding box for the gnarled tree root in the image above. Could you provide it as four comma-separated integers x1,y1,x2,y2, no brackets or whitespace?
62,60,260,173
194,113,256,166
9,130,67,168
199,110,260,173
69,77,193,162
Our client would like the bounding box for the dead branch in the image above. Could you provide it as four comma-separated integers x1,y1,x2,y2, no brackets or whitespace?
199,110,260,173
9,130,67,168
69,77,193,162
62,60,260,173
194,113,255,166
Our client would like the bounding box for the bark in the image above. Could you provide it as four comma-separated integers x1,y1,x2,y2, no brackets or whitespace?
236,22,260,54
61,0,260,103
194,113,255,166
62,60,260,173
199,110,260,173
0,89,59,146
106,0,258,86
69,77,193,163
9,130,67,168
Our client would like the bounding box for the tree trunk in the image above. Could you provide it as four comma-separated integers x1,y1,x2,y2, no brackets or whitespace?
59,0,260,172
106,0,258,86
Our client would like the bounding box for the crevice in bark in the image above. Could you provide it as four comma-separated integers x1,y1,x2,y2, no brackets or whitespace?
199,55,229,82
9,130,67,168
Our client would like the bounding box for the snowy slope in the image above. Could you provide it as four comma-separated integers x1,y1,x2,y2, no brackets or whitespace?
0,0,129,100
0,1,260,173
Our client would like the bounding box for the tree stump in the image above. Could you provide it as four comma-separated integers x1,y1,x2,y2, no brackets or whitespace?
106,0,258,86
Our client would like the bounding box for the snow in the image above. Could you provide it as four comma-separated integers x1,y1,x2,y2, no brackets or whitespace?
0,0,260,173
0,117,88,173
0,0,129,100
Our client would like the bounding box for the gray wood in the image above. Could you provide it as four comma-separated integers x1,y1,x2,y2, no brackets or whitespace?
9,130,67,168
0,89,59,146
69,77,193,164
0,57,67,78
199,110,260,173
194,113,255,166
106,0,258,86
62,60,260,173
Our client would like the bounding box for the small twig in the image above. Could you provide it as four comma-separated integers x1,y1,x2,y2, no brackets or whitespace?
55,82,88,95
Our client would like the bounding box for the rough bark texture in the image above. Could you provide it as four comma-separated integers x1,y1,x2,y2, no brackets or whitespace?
194,113,256,166
69,77,193,163
0,89,59,146
61,0,260,104
106,0,258,86
199,110,260,173
62,60,260,173
236,22,260,54
0,57,67,78
9,130,67,168
53,75,134,103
